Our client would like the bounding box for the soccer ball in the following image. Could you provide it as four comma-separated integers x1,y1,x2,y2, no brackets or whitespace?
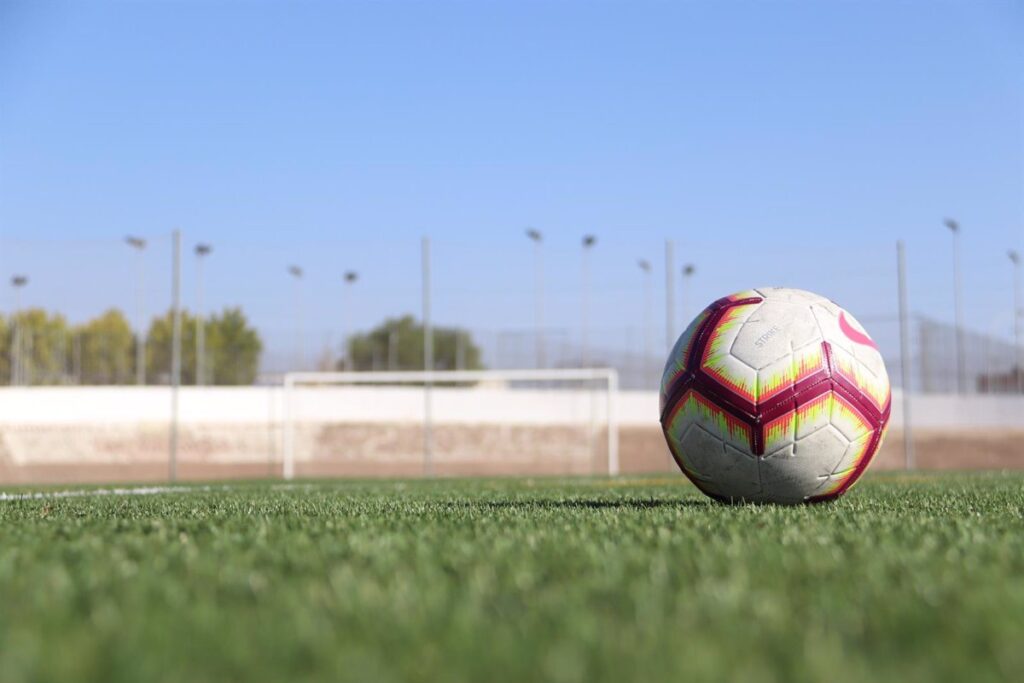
660,287,891,504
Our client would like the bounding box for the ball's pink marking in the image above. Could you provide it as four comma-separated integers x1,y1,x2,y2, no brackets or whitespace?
839,312,879,350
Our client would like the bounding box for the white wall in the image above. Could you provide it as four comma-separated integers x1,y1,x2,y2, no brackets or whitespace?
0,387,1019,429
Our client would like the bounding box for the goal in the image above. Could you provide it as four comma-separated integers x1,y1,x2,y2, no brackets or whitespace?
281,368,619,480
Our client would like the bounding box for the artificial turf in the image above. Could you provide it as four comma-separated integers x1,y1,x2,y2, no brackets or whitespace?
0,473,1021,683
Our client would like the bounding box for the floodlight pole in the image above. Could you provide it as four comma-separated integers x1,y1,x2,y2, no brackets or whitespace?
944,219,967,394
342,271,359,369
9,275,27,386
288,266,304,371
896,241,914,470
170,230,182,482
422,236,434,476
581,235,597,367
125,236,147,385
194,243,212,386
665,239,675,352
137,250,146,385
526,229,545,369
1010,250,1022,393
681,264,696,324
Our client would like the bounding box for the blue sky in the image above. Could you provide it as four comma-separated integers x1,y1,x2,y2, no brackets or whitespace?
0,0,1021,365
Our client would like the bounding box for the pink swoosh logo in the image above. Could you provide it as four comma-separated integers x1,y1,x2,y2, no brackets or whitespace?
839,312,878,350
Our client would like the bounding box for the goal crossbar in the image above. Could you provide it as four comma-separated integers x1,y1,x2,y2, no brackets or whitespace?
282,368,620,480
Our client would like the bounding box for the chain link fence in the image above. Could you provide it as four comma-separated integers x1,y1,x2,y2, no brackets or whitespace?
2,235,1021,394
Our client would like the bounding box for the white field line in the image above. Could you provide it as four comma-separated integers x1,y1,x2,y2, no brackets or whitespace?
0,482,309,502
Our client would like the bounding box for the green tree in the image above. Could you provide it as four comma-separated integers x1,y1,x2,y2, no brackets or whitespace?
147,308,262,385
75,309,134,385
207,307,262,385
4,309,72,385
345,315,483,371
146,310,199,385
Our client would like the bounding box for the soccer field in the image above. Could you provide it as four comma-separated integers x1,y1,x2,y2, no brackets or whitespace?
1,474,1021,683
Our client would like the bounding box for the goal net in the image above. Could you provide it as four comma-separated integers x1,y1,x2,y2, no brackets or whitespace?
282,369,619,479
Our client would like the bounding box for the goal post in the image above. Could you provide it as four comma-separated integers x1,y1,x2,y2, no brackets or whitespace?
281,368,619,480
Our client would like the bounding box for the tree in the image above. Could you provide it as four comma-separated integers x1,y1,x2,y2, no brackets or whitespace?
207,307,262,385
3,309,71,385
75,309,134,385
146,307,262,385
146,310,198,384
345,315,483,371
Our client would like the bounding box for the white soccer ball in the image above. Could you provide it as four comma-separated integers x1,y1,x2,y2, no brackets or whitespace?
660,287,891,504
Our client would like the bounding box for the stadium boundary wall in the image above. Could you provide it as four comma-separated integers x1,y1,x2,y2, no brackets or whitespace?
0,387,1020,483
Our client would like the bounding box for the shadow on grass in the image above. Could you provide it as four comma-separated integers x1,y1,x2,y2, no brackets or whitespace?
475,498,714,511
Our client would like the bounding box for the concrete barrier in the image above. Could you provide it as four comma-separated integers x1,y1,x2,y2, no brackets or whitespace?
0,387,1020,485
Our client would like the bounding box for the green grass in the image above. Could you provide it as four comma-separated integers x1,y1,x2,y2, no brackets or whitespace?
0,473,1022,683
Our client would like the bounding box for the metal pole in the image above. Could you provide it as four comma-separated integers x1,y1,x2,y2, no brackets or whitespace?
341,271,358,369
126,237,148,385
170,230,182,482
422,236,433,475
535,236,545,369
1010,250,1022,393
954,229,966,393
296,275,303,371
10,276,27,386
136,248,146,385
298,284,305,372
23,331,32,385
581,235,596,367
194,244,211,385
342,282,350,368
945,219,966,394
341,282,348,370
681,264,695,326
582,250,589,367
288,266,304,371
57,327,67,384
897,241,914,470
10,284,19,387
1016,256,1022,393
196,255,205,385
665,240,675,351
73,332,82,385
